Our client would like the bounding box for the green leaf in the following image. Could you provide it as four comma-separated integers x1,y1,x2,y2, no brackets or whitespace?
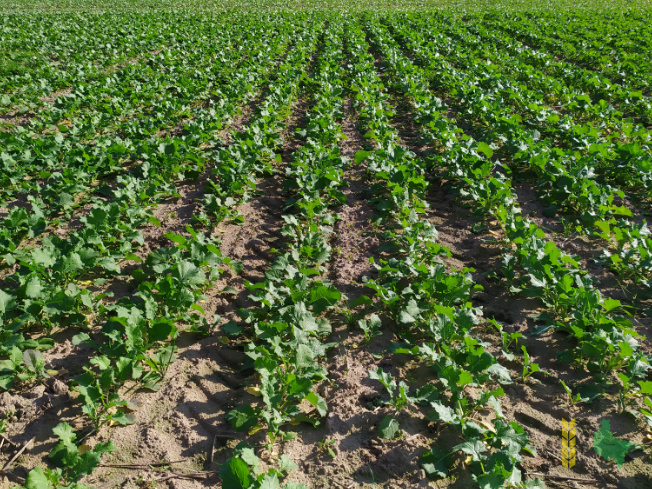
421,446,451,479
61,252,83,275
25,467,52,489
354,150,372,165
494,419,529,456
222,321,243,337
296,344,316,369
593,419,633,468
305,391,328,417
76,441,115,477
453,439,487,462
110,410,136,426
239,447,259,467
149,320,175,343
32,247,56,267
49,440,77,469
0,290,16,316
378,415,399,439
602,298,621,313
165,232,187,247
487,396,504,418
173,261,205,286
369,368,396,395
260,474,280,489
24,276,44,299
97,257,120,273
528,274,546,288
576,384,602,404
52,422,76,445
220,457,251,489
638,381,652,395
398,299,421,324
0,374,14,391
487,362,512,385
230,260,244,275
226,405,258,431
427,401,458,424
124,253,143,263
477,142,493,159
23,350,44,370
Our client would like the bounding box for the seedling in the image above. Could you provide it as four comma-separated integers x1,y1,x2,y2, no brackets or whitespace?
318,437,337,458
520,346,540,380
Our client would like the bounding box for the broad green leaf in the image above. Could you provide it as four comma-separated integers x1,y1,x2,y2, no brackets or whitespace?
76,441,115,477
220,457,251,489
378,415,399,439
638,381,652,395
52,422,76,445
421,446,451,479
453,439,487,462
477,142,493,159
226,406,258,431
593,419,633,468
260,474,280,489
0,290,17,316
354,150,372,165
25,467,52,489
399,299,421,324
295,344,315,369
173,261,205,286
305,391,328,417
494,419,529,456
309,285,341,314
239,447,259,467
24,276,44,299
427,401,458,423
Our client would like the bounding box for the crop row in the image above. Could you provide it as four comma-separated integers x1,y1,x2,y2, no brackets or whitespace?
364,15,652,426
388,15,652,292
347,19,543,488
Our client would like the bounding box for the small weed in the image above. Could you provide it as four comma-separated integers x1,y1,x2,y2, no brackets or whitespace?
318,437,337,458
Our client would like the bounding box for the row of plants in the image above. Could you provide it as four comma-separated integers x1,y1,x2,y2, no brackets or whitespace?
0,17,304,369
386,15,652,293
483,11,652,92
345,19,543,488
1,10,652,489
5,18,322,489
0,17,290,195
0,12,271,113
0,19,294,262
220,23,348,489
364,15,652,427
372,15,652,423
442,15,652,201
460,15,652,129
196,21,321,229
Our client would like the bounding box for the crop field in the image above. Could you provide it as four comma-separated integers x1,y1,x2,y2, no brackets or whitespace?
1,0,652,488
